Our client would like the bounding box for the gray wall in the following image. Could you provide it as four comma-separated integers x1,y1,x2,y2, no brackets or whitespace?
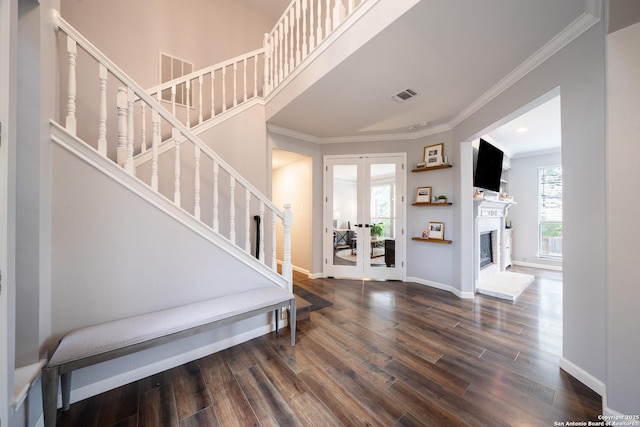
508,151,562,266
606,20,640,415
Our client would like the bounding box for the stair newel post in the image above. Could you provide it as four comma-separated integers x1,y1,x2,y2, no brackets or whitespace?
229,177,236,244
272,211,277,271
65,37,78,135
333,0,346,26
140,103,147,153
301,0,308,58
245,188,251,253
97,64,108,156
222,66,227,113
198,75,203,125
174,130,182,207
126,88,135,175
212,160,219,232
259,201,265,262
116,87,128,167
309,0,316,50
185,79,191,128
283,203,293,292
151,109,160,191
194,145,201,221
263,33,271,95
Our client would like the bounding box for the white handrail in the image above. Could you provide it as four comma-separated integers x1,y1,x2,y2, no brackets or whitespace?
54,12,293,287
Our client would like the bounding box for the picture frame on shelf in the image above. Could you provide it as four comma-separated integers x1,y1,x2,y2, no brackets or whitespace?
428,221,444,240
424,143,444,167
421,229,430,239
415,186,432,203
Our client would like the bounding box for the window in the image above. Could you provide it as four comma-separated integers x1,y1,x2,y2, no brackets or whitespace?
538,165,562,258
159,52,193,106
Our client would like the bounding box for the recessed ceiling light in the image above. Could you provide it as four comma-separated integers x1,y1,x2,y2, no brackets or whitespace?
516,127,528,133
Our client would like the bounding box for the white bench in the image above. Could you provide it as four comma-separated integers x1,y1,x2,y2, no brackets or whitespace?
41,286,296,427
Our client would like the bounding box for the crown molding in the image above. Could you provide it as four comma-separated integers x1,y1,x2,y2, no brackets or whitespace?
267,1,601,145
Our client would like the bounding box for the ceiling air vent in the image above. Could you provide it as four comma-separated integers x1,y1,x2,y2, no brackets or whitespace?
391,88,417,102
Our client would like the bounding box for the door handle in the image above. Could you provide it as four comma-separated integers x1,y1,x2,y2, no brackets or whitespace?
364,224,371,228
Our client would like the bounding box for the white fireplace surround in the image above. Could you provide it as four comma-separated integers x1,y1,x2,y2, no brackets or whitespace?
474,199,514,287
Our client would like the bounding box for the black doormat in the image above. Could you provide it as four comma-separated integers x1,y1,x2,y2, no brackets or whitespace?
293,286,333,311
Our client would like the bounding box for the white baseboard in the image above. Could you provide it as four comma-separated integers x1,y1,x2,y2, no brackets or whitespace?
602,404,640,426
559,356,605,396
63,323,276,407
513,260,563,272
406,276,475,299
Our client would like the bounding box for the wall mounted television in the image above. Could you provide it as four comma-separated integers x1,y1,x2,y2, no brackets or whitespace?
474,138,504,192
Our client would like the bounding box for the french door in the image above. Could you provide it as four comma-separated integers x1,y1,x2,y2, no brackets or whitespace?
324,154,405,280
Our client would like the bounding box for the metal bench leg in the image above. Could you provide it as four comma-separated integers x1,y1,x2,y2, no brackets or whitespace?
42,366,59,427
290,297,296,346
61,372,72,411
275,308,280,334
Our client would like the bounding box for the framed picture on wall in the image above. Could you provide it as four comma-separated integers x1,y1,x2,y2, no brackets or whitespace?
428,222,445,240
424,143,444,167
415,186,432,203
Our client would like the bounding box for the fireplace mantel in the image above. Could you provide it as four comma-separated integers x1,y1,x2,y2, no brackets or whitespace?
473,198,514,219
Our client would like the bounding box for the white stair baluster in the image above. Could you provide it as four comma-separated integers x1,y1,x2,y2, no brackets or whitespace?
151,109,160,191
272,213,277,271
126,88,135,175
243,58,248,102
283,17,289,78
278,24,284,83
210,72,215,118
245,188,251,253
348,0,355,14
198,75,203,124
194,145,201,220
140,103,147,153
212,160,219,232
263,33,271,96
65,37,77,135
289,8,295,71
253,53,258,98
233,62,238,107
174,130,181,206
317,0,323,44
116,87,127,167
229,177,236,244
302,0,309,58
171,85,176,118
185,79,191,128
309,0,316,50
325,0,332,36
295,1,301,65
258,202,265,262
97,64,107,156
333,0,346,26
222,66,227,112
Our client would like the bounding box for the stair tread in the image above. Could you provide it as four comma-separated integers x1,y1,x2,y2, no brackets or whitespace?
295,295,312,310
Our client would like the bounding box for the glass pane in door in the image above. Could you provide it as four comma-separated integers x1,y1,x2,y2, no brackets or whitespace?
368,163,396,269
332,164,357,267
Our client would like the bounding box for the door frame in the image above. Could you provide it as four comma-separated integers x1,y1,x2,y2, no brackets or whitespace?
323,153,406,281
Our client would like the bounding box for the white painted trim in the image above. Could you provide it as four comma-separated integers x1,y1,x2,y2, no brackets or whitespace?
61,323,278,407
406,276,475,299
512,260,563,272
50,121,287,290
559,356,605,396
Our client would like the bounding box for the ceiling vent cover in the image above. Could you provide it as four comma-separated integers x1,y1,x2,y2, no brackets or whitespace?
392,88,417,102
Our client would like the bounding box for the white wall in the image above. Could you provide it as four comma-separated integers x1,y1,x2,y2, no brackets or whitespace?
508,151,561,266
450,20,607,391
606,21,640,415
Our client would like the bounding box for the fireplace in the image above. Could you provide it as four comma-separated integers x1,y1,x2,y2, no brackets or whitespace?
480,232,493,269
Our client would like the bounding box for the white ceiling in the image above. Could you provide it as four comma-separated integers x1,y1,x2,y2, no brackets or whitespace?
262,0,592,154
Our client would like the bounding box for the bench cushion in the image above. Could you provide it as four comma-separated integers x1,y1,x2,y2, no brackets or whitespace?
48,286,292,367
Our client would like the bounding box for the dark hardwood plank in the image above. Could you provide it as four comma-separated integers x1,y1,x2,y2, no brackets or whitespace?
96,382,139,426
178,406,220,427
170,361,211,421
138,383,178,427
287,391,343,427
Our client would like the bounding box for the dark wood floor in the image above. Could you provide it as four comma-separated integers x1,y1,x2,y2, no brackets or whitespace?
56,267,602,426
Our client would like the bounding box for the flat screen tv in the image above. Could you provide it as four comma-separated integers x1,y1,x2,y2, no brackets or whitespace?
474,138,504,192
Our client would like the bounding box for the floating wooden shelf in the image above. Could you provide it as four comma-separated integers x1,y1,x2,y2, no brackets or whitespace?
411,164,453,172
411,237,452,244
411,202,452,206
